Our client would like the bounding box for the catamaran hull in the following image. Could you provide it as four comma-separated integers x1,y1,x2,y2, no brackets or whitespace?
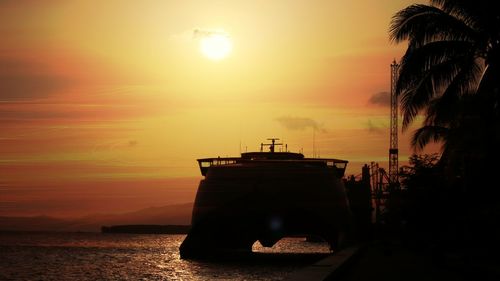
180,163,351,259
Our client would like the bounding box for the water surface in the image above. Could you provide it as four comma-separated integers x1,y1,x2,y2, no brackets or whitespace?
0,232,331,280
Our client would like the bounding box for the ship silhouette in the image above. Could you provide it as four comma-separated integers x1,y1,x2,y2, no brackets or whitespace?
180,138,352,259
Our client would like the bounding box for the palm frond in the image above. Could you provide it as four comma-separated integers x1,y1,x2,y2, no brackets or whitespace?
411,125,449,151
390,4,477,47
425,57,483,125
396,40,474,95
398,55,475,129
391,0,498,152
431,0,496,32
400,74,435,129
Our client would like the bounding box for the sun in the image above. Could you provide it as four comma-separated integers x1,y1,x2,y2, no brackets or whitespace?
200,33,232,61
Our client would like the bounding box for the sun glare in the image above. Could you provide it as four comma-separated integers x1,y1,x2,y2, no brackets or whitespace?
200,33,232,61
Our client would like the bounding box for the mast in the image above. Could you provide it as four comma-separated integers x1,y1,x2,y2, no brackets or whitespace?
262,138,282,153
389,60,400,186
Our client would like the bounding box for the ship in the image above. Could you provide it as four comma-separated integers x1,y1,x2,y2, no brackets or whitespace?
179,138,352,259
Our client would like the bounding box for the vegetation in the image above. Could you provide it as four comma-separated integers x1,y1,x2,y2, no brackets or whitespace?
383,154,448,245
372,1,499,275
390,0,500,194
395,154,448,234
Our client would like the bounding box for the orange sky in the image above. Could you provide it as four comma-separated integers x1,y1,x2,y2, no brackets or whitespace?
0,0,435,217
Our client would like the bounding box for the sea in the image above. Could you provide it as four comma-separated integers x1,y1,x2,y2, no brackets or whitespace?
0,232,331,280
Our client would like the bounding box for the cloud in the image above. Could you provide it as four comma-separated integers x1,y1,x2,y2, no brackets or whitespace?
170,28,230,43
0,58,71,101
366,120,387,135
276,116,326,132
193,29,229,39
368,91,390,107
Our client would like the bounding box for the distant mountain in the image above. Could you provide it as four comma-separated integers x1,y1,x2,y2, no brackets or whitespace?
0,215,72,232
0,202,193,232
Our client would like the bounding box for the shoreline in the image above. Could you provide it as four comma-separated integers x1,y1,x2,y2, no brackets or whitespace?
289,239,500,281
287,245,362,281
101,224,190,234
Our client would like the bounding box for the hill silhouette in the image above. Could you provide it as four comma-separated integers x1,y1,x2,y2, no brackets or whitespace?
0,202,193,232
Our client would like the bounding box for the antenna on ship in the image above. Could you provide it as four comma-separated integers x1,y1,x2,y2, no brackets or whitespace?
262,138,283,153
312,129,316,158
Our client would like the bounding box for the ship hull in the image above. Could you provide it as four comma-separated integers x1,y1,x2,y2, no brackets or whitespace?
180,161,352,259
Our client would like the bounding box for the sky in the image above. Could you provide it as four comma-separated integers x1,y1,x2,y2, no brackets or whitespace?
0,0,435,217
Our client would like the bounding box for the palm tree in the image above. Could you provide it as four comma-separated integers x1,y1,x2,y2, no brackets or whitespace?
390,0,500,192
390,0,500,144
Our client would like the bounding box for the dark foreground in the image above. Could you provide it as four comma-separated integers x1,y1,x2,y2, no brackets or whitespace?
325,239,500,281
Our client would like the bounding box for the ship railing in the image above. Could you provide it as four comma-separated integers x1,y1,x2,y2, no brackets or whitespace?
304,158,348,177
197,157,241,176
197,157,347,177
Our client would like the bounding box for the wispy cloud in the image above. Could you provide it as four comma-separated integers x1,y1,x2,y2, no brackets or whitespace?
0,58,71,101
170,28,230,43
368,91,390,107
275,116,326,132
193,28,230,39
366,119,387,135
